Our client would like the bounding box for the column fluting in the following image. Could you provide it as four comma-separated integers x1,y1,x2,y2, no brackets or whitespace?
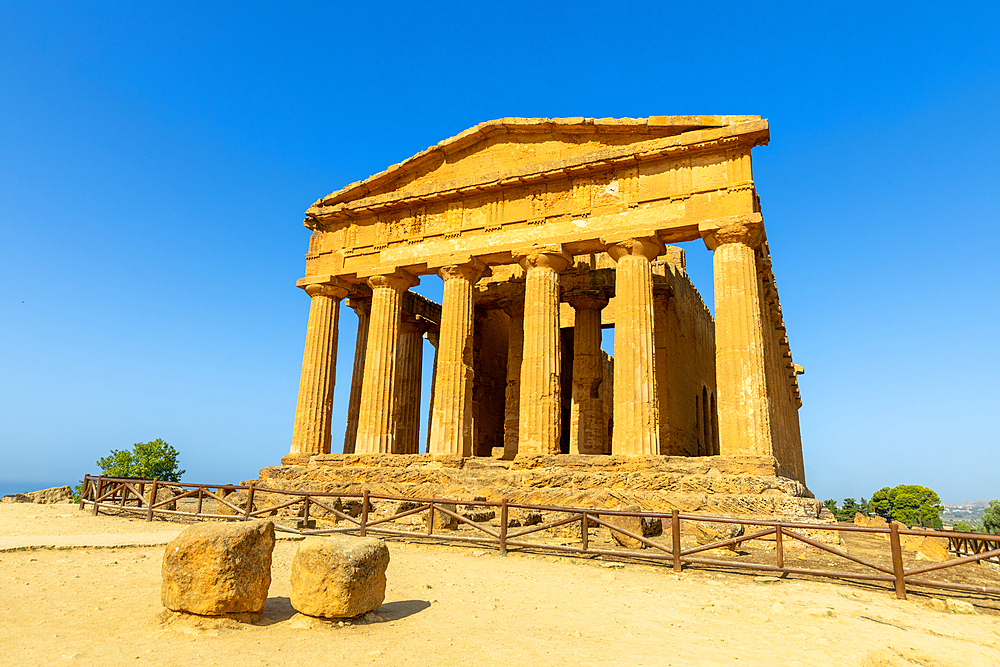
290,280,351,456
428,261,486,456
517,249,571,455
707,222,773,455
355,270,418,454
566,292,607,455
501,301,524,460
607,237,663,456
393,317,426,454
343,297,370,454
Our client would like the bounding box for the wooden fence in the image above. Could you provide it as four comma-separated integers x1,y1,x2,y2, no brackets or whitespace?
79,474,1000,601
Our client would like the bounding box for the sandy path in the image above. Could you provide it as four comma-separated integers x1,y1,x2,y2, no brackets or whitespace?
1,504,998,667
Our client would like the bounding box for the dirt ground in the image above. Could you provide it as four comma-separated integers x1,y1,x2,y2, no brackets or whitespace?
1,504,999,667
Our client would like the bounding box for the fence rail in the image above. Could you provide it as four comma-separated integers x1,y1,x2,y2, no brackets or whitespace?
78,474,1000,601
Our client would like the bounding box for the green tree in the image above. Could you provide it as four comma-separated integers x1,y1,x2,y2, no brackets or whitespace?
953,520,975,533
839,498,862,520
74,439,184,501
870,484,943,529
95,438,185,481
823,499,838,515
983,500,1000,534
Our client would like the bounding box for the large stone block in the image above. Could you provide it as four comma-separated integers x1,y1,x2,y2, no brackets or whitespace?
605,505,662,549
290,536,390,619
690,520,745,552
144,485,177,511
27,485,74,504
161,519,275,615
424,502,459,531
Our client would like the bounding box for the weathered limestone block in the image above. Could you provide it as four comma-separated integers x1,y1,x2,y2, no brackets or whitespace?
212,487,242,515
1,493,31,503
290,536,390,619
26,485,74,504
854,513,888,528
144,485,177,511
424,502,459,531
161,520,275,615
458,496,495,522
690,520,745,552
913,537,950,562
605,505,663,549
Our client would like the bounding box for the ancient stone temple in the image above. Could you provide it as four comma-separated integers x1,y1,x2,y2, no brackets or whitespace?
264,116,818,519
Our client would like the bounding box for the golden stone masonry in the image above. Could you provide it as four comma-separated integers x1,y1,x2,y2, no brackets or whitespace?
266,117,817,520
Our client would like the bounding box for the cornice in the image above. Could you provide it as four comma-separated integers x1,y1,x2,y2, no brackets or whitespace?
305,118,768,230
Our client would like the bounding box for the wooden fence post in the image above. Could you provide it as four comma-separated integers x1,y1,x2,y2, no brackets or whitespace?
146,479,158,522
581,512,589,552
360,489,369,537
499,499,508,555
92,477,103,516
889,521,907,599
672,510,682,572
78,475,88,511
302,495,311,528
244,483,255,521
776,524,784,569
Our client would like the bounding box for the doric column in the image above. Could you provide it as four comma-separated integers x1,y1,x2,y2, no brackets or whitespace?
565,291,608,455
516,248,572,455
343,297,370,454
428,260,487,456
355,269,419,454
289,279,351,456
606,236,664,456
394,317,426,454
424,330,439,454
501,300,524,460
702,217,772,456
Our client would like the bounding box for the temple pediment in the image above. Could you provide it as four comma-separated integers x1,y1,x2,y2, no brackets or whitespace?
302,116,769,281
307,116,767,225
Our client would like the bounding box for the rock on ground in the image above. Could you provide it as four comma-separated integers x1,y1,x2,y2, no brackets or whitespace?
424,503,459,531
144,485,177,511
290,535,390,618
691,520,745,552
2,486,74,504
161,519,275,615
28,486,74,504
605,506,662,549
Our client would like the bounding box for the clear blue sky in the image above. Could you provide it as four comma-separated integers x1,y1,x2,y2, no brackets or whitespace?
2,2,997,504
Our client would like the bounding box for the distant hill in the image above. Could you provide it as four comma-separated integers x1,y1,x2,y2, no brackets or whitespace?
941,501,991,526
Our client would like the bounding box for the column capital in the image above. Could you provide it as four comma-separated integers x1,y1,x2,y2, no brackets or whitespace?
438,258,489,284
699,214,765,251
347,296,371,316
303,281,351,300
367,268,419,292
603,236,664,262
564,290,608,311
515,246,572,273
297,275,353,299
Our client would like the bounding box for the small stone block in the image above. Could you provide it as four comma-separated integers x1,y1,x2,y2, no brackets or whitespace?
290,536,389,619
